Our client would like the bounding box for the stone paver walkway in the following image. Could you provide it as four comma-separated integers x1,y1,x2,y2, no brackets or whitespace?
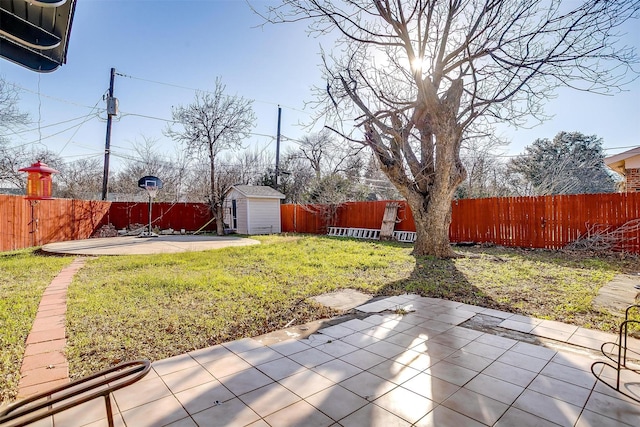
17,258,86,398
593,273,640,313
11,294,640,427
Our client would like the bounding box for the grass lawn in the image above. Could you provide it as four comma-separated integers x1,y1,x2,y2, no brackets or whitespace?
65,235,638,381
65,235,414,379
0,250,73,403
1,235,638,403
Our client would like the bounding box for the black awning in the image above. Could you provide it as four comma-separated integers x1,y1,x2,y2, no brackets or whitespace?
0,0,77,72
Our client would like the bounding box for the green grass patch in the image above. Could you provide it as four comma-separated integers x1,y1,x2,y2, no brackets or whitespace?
383,247,631,331
66,236,414,379
66,236,637,380
26,235,639,386
0,250,73,404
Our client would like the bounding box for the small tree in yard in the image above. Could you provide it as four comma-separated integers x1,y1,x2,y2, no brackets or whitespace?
261,0,639,258
166,78,256,235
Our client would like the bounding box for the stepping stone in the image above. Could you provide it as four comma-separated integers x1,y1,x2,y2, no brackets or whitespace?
593,274,640,313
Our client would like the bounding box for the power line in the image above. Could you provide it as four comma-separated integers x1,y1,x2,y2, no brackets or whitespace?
119,111,178,123
58,97,104,156
115,71,312,115
61,153,103,161
473,144,640,159
118,109,278,140
11,83,107,110
8,113,100,149
0,113,102,138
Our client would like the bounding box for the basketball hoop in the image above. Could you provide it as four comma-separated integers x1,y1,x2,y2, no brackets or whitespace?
137,176,163,237
145,185,158,199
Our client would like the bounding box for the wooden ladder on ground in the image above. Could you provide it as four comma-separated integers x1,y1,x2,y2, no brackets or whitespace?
380,202,400,241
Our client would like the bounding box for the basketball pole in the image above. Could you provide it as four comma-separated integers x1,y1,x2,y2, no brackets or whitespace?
147,192,152,236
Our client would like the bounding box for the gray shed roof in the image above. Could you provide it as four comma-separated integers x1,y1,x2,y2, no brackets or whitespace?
230,185,285,199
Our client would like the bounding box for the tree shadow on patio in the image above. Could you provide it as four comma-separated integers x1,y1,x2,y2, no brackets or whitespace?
378,254,513,312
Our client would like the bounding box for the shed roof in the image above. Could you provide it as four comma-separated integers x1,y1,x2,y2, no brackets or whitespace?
604,146,640,174
229,185,285,199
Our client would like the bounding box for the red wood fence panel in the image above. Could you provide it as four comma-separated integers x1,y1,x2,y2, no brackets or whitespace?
282,193,640,253
280,201,416,234
100,202,215,232
449,193,640,251
0,195,111,252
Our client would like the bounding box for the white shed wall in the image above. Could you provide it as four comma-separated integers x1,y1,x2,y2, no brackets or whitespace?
236,197,249,234
246,198,281,234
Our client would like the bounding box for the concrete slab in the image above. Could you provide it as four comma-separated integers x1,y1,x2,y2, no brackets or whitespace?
41,235,260,256
310,289,373,311
593,274,640,313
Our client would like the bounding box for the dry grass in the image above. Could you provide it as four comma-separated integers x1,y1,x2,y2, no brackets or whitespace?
65,236,638,380
2,235,637,402
383,246,638,331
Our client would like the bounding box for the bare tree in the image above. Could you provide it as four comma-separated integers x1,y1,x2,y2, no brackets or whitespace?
0,77,30,188
165,79,256,235
56,157,103,199
277,151,316,203
297,130,362,179
362,154,402,200
111,136,184,202
457,135,512,198
224,149,274,186
305,173,369,204
182,158,211,203
0,77,29,144
261,0,639,257
1,144,63,190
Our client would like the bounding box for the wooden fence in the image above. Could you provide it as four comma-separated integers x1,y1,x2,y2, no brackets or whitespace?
100,202,215,232
3,193,639,253
281,201,415,234
281,193,640,253
0,195,111,252
449,193,640,251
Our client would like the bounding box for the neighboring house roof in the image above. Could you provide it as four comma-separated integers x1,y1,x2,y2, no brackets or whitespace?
604,146,640,175
228,185,285,199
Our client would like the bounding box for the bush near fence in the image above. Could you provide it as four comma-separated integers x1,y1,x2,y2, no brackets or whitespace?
281,193,640,253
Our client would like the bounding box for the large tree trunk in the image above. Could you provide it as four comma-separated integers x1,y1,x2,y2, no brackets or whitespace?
406,190,456,258
368,121,465,258
215,204,225,236
209,153,225,236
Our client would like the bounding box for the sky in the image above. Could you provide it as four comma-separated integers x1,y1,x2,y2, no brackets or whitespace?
1,0,639,174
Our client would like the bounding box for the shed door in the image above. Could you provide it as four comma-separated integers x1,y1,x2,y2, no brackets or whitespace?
232,199,238,230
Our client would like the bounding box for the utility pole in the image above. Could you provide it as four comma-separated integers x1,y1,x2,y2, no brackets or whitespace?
275,105,282,190
101,67,116,200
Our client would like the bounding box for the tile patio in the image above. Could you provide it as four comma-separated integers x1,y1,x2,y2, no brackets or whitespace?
12,294,640,426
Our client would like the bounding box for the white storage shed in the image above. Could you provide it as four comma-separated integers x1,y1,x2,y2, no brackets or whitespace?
223,185,286,235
